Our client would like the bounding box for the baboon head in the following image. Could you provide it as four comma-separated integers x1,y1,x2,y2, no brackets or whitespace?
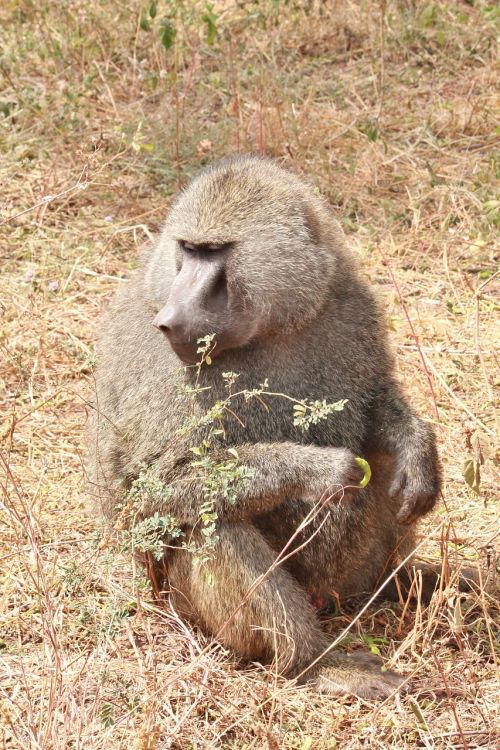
150,156,338,364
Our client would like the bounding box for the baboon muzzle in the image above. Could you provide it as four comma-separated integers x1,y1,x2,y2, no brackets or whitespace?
153,253,232,364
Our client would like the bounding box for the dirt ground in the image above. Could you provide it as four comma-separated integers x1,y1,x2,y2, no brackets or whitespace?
1,1,498,748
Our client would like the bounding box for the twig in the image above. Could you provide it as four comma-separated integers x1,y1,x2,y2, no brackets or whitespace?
380,244,440,421
423,353,495,438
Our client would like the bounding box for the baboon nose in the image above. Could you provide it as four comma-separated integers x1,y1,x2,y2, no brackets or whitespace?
153,305,201,364
153,306,176,336
153,304,195,347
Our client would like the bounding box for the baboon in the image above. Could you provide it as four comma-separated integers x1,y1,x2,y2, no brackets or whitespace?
90,155,441,699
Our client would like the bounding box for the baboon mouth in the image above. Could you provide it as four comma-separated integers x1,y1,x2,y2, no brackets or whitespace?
168,328,253,365
168,339,223,366
170,344,203,365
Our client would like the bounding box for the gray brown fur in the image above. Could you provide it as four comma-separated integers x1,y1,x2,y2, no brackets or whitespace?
89,155,441,699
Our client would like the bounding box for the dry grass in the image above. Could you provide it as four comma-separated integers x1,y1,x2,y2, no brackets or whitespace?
1,1,499,747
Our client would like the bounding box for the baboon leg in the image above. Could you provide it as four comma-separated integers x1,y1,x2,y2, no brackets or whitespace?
166,521,405,698
168,521,328,675
255,499,413,602
254,456,415,602
255,496,479,607
377,562,439,604
380,561,481,604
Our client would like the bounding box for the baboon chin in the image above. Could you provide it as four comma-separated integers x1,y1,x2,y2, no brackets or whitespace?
89,154,441,699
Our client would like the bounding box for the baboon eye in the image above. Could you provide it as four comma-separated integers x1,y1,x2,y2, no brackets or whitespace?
178,239,234,254
206,243,228,251
179,240,197,253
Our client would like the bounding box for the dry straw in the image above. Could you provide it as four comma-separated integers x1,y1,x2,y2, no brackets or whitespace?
1,1,498,748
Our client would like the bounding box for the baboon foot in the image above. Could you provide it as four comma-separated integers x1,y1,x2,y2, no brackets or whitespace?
382,563,482,604
310,651,406,700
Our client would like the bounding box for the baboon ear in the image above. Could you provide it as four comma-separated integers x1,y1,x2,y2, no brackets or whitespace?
301,201,323,245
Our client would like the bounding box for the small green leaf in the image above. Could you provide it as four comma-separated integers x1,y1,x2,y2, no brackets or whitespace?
140,12,150,31
159,18,176,50
205,355,212,365
355,457,371,488
409,698,429,731
101,704,114,728
463,458,480,493
202,4,218,45
0,101,13,118
149,1,157,18
420,4,439,27
484,199,500,227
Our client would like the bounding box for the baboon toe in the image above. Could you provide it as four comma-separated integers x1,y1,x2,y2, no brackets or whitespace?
312,651,406,701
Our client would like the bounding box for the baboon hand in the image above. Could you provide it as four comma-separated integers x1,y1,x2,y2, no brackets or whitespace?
305,448,365,503
391,463,440,524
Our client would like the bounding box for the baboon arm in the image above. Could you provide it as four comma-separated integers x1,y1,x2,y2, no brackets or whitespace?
370,380,441,524
143,442,362,527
